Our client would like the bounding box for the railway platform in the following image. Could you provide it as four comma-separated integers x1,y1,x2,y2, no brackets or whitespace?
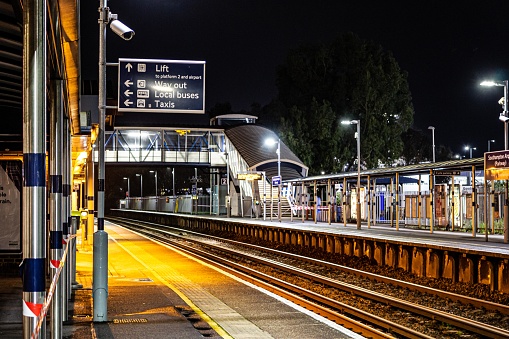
0,221,363,339
110,209,509,294
230,214,509,252
112,208,509,256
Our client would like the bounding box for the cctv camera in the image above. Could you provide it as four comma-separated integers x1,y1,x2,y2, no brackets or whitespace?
110,19,135,41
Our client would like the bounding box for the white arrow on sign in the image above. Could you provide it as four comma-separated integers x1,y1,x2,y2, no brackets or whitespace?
124,99,133,107
124,79,133,87
124,89,133,97
125,63,133,72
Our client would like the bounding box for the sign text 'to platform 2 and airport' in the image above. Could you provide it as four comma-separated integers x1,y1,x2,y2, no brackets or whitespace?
118,58,205,114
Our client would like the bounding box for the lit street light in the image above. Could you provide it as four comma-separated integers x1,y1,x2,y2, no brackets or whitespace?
166,167,176,196
264,138,281,178
480,80,509,148
428,126,435,162
481,79,509,244
463,146,476,186
464,145,476,159
488,139,495,152
265,137,281,222
150,170,158,196
136,173,143,197
172,168,175,196
341,119,361,229
123,177,130,197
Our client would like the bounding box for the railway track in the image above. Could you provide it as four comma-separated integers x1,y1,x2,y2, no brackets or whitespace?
108,216,509,338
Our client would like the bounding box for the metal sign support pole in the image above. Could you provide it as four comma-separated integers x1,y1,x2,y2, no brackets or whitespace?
94,0,109,322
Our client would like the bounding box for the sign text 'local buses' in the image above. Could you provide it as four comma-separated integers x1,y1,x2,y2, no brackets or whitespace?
118,58,205,114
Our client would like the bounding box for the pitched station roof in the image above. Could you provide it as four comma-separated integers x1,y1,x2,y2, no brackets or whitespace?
225,124,308,180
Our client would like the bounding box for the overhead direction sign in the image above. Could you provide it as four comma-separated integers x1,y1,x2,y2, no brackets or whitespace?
434,170,460,176
118,58,205,113
485,150,509,180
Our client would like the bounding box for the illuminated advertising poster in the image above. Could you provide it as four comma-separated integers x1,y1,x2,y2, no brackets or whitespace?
351,188,366,220
453,186,461,225
0,161,21,251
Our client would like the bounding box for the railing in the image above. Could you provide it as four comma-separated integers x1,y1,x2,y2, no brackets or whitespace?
97,148,216,164
124,195,215,215
93,128,227,165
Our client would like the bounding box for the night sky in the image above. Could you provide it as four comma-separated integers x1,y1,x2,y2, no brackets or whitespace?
80,1,509,158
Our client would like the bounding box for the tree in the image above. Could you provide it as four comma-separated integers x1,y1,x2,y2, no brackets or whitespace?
272,32,414,172
280,99,342,174
401,128,432,165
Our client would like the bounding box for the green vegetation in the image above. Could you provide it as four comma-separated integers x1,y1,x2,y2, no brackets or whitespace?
259,32,414,174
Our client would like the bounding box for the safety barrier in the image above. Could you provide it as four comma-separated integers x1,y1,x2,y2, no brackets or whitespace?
31,235,76,339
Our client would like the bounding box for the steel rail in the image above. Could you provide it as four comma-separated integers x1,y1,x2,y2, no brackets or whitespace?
111,218,509,338
109,216,509,315
123,222,421,339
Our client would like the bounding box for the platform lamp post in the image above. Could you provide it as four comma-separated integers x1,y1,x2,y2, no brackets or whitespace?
225,152,231,218
428,126,435,162
172,168,176,196
95,0,135,322
136,173,143,197
464,145,476,159
480,81,509,147
123,177,130,209
488,139,495,152
150,170,158,196
462,146,476,189
265,137,281,222
341,119,361,229
480,80,509,243
428,126,436,235
486,139,495,241
123,177,130,197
